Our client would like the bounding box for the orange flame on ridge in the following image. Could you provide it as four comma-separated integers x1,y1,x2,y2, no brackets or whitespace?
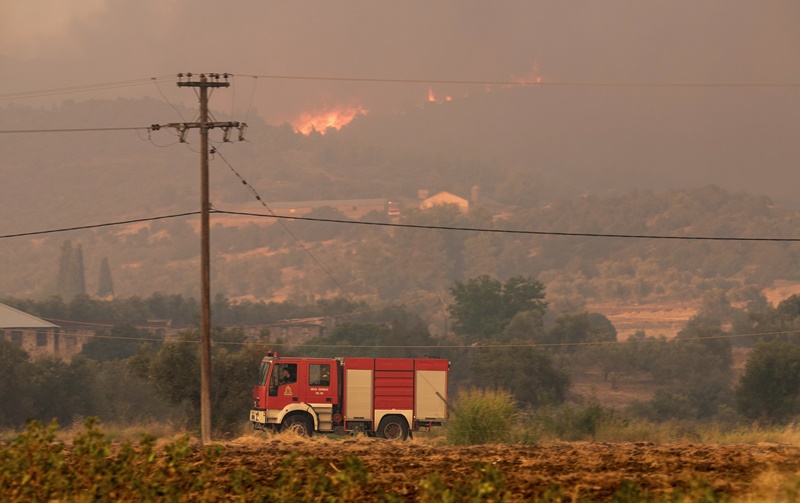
507,63,543,87
291,105,367,135
427,87,453,104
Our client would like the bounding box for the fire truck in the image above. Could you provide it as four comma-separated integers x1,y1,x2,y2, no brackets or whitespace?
249,351,449,440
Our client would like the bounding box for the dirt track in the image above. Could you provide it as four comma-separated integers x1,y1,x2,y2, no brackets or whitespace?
219,436,800,500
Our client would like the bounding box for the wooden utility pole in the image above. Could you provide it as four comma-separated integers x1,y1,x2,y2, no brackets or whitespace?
156,72,241,445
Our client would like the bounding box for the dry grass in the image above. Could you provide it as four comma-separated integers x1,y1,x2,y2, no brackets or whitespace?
591,419,800,446
734,469,800,502
52,418,187,444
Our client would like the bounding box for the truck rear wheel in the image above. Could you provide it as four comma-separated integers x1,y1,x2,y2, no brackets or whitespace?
377,416,409,441
283,415,313,437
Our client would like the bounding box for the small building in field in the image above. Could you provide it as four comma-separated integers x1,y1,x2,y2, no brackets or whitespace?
0,302,81,360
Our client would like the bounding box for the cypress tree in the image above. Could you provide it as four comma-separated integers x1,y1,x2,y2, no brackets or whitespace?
56,240,73,298
97,257,114,298
56,240,87,299
70,244,87,297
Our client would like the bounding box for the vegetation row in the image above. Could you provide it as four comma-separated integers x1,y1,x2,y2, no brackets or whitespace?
4,275,800,437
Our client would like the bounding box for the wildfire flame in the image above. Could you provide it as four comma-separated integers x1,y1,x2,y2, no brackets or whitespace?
291,105,367,135
427,87,453,104
507,63,543,87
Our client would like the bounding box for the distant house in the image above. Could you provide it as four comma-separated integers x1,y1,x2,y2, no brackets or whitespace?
0,302,85,360
420,191,470,213
419,185,508,215
266,317,335,344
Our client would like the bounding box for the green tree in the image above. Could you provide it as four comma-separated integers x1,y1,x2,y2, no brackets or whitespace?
56,240,72,298
736,341,800,423
621,323,734,421
147,334,201,417
675,321,733,369
30,355,102,425
500,310,545,344
140,328,266,434
542,312,617,351
545,312,591,348
300,314,436,359
81,324,158,361
96,257,114,298
468,346,569,407
448,275,547,342
0,341,35,427
71,244,86,297
55,240,86,299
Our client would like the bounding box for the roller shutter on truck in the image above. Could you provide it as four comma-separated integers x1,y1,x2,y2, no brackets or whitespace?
414,359,448,422
344,368,373,420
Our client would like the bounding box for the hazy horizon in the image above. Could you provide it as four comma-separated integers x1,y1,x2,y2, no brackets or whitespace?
2,1,799,205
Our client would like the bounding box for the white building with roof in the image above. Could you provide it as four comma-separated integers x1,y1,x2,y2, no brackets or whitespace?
0,302,83,360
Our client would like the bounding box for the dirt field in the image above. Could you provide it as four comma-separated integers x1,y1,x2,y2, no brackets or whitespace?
219,436,800,500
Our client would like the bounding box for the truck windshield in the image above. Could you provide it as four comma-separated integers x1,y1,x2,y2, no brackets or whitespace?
258,361,271,386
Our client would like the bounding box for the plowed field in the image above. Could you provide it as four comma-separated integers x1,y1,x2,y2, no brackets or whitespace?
219,436,800,500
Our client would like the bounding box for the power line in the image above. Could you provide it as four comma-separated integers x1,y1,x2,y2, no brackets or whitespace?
2,74,797,105
0,212,200,240
212,210,800,243
238,73,800,89
153,77,188,123
3,208,800,243
213,147,355,301
0,76,178,101
0,122,237,136
48,325,800,348
0,126,150,134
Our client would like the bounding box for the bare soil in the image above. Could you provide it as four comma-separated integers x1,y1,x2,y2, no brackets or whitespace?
590,301,697,340
215,436,800,500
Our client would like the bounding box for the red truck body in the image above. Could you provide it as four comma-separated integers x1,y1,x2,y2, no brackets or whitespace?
250,352,449,439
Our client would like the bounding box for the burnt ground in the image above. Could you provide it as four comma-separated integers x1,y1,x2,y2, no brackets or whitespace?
212,436,800,500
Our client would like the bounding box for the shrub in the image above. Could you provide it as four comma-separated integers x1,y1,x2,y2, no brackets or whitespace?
533,400,621,441
446,388,517,445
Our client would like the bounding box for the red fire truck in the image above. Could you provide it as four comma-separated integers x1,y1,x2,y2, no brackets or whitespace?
250,352,449,440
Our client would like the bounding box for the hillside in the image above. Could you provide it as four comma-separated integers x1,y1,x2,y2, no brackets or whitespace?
2,99,799,322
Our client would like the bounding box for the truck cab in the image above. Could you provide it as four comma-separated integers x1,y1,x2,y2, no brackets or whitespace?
251,353,341,435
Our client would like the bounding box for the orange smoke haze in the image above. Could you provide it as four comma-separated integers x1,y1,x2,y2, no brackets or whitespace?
291,105,368,135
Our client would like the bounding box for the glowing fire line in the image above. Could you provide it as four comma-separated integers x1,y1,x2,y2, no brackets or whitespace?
291,105,367,135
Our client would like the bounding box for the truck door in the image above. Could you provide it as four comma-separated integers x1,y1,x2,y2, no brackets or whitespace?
268,361,303,410
307,362,337,405
267,360,338,409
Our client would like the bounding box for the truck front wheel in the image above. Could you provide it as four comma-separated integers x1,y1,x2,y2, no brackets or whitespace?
377,416,409,441
282,415,313,437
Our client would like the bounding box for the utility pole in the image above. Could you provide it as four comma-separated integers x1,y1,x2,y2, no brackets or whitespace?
153,73,243,445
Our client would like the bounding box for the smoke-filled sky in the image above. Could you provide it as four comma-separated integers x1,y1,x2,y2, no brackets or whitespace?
2,1,800,203
3,1,798,118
